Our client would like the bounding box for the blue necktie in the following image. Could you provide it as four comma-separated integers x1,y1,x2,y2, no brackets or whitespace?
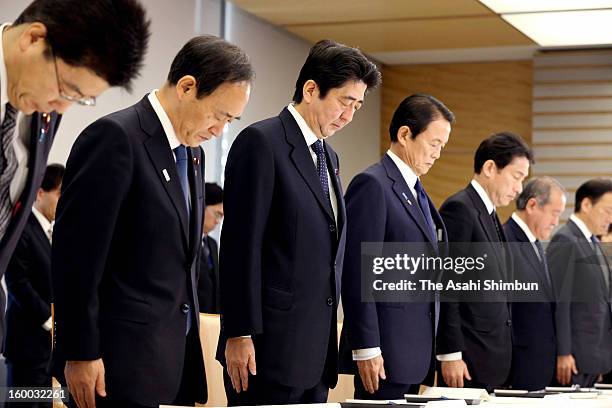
415,179,437,245
311,140,330,202
173,145,190,217
173,145,192,334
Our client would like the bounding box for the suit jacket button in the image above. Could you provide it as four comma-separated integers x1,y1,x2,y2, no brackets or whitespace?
327,297,333,306
506,319,512,327
181,303,190,314
329,224,336,232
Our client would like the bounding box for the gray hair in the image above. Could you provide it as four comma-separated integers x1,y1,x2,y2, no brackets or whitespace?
516,176,566,210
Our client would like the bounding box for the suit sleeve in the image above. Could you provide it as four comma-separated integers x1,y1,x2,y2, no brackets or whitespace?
219,126,274,337
341,173,386,350
437,199,474,355
52,118,133,361
5,230,51,324
546,233,575,356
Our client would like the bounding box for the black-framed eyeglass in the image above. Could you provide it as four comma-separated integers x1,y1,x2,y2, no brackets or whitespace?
51,48,96,107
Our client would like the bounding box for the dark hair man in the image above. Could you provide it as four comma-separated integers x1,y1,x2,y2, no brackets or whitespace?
4,164,64,408
52,35,254,408
198,182,224,314
0,0,150,348
339,94,454,399
437,132,533,391
218,39,381,405
548,178,612,387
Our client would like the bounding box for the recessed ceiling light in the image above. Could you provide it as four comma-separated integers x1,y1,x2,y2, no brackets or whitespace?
479,0,612,14
503,9,612,46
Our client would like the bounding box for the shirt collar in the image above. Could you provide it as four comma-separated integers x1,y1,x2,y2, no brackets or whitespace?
569,213,593,242
287,103,320,148
471,179,495,215
147,90,181,151
511,212,537,243
386,149,418,191
1,23,11,119
32,207,52,240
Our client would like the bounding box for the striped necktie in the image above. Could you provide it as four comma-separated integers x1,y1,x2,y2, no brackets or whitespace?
0,104,18,240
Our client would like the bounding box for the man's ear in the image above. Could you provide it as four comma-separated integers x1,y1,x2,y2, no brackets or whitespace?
176,75,197,100
301,80,318,104
17,22,48,53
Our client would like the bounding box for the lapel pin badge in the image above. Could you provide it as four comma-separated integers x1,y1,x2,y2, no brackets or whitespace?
402,192,412,206
193,157,200,166
334,168,339,175
162,169,170,182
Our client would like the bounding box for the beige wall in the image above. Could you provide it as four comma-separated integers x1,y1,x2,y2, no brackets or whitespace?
381,60,534,220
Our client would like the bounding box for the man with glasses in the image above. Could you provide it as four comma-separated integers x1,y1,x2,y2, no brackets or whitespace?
0,0,150,350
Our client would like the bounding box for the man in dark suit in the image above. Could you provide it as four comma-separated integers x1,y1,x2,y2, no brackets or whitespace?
218,39,381,405
53,36,253,408
437,133,532,391
504,177,566,391
198,182,223,314
548,179,612,387
339,94,453,399
4,164,63,407
0,0,149,348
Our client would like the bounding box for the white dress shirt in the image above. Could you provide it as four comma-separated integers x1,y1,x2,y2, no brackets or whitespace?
31,207,53,331
287,103,338,225
147,90,181,161
351,150,421,361
569,213,594,242
511,212,542,261
437,179,496,362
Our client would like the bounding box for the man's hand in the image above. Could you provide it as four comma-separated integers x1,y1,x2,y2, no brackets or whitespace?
65,359,106,408
225,337,256,393
441,359,471,388
357,355,386,394
556,354,578,385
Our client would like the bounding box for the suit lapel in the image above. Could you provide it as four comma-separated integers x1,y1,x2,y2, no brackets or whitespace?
508,218,552,297
382,155,435,246
137,97,190,249
465,184,507,270
281,108,334,222
567,220,611,295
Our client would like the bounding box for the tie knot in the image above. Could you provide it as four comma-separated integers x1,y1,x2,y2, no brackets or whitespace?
415,179,424,193
174,145,187,161
311,140,324,155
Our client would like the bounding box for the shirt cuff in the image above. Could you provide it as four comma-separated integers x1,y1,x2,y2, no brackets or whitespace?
352,347,382,361
436,352,462,361
42,317,52,332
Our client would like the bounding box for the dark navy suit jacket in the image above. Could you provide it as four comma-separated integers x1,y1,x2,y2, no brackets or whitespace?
504,217,556,390
217,107,346,389
339,154,446,385
53,96,207,405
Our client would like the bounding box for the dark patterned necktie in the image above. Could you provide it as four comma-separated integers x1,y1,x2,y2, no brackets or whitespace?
534,240,553,290
0,104,18,240
311,140,330,202
415,179,437,244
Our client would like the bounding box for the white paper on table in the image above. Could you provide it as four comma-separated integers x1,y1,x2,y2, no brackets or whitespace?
425,400,467,407
421,386,489,401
